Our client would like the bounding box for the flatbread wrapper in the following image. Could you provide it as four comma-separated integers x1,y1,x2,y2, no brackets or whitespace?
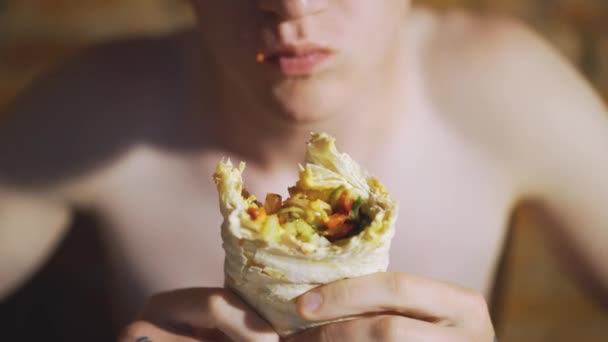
213,132,398,336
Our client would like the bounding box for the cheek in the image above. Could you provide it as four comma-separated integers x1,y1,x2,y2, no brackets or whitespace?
351,5,404,57
196,5,263,65
194,2,261,42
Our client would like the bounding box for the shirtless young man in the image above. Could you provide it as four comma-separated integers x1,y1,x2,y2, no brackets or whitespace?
1,0,607,341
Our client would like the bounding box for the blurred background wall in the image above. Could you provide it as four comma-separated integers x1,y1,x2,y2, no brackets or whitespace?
0,1,607,341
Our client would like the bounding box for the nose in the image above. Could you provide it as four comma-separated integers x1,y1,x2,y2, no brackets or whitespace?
257,0,327,19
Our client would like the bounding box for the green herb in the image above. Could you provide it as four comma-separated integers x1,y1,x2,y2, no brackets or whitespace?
328,186,345,206
350,197,362,220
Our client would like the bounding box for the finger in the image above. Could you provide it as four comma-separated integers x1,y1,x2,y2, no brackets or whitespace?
287,315,463,342
140,288,279,342
118,320,200,342
296,272,485,324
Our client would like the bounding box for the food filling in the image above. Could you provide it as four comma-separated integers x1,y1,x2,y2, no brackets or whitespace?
241,184,372,246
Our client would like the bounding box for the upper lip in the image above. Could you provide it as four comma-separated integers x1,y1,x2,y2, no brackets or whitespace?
265,43,333,58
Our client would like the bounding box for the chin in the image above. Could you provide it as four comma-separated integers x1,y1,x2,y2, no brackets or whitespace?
271,95,338,125
269,78,343,124
276,107,330,125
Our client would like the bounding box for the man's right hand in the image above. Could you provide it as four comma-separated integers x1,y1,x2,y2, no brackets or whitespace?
118,288,280,342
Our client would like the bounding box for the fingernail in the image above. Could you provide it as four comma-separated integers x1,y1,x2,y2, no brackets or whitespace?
301,292,322,313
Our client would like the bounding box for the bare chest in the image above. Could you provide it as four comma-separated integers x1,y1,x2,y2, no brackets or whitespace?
93,127,514,313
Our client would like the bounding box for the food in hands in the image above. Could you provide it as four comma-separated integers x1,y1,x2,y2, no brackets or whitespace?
213,132,398,336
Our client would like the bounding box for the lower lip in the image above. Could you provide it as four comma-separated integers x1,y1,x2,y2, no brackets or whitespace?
268,52,331,76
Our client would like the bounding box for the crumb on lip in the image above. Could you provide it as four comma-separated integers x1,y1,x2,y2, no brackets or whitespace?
256,52,265,63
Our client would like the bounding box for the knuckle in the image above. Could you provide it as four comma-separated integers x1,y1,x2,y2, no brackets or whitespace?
386,272,407,298
463,289,492,327
207,291,228,316
371,316,403,341
331,281,352,306
118,320,155,340
467,290,489,313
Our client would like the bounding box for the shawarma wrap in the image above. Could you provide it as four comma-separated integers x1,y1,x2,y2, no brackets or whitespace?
213,132,398,337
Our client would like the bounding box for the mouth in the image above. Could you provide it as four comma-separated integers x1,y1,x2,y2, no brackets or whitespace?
259,44,334,76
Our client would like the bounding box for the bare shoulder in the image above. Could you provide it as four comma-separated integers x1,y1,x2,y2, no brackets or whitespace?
418,7,579,98
419,7,605,112
415,7,606,163
0,32,194,199
0,33,200,298
420,7,552,60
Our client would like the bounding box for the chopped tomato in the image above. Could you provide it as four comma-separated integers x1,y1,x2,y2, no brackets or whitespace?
324,213,356,241
326,222,355,242
324,213,349,230
247,207,267,221
337,191,355,213
264,193,283,215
